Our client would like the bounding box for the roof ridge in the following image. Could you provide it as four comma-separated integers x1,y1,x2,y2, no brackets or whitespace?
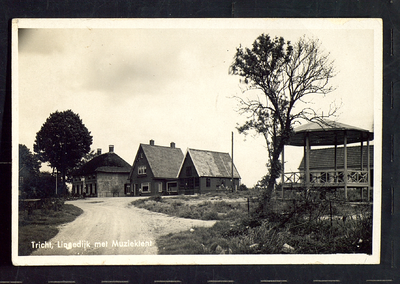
188,148,230,155
140,143,182,150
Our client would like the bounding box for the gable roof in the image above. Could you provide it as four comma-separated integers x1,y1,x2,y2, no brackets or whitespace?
185,148,240,179
298,145,374,170
73,152,131,175
139,143,184,178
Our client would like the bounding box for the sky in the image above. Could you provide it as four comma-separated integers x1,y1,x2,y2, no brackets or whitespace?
16,19,380,187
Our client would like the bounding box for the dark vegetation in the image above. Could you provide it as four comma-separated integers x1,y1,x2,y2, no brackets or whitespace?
34,110,93,195
132,188,372,255
18,198,83,256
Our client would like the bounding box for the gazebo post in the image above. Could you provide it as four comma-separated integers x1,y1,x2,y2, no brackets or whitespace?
334,135,338,183
367,139,371,201
360,140,364,171
281,145,285,200
305,133,310,191
344,131,348,200
360,138,364,201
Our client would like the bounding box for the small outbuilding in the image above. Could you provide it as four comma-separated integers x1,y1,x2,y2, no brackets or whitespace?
71,145,131,197
178,148,241,194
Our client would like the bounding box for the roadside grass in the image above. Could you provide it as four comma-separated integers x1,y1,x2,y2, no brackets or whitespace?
157,210,372,255
18,200,83,256
147,191,372,255
130,193,253,221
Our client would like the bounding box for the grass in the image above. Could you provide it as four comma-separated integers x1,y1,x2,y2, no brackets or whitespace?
157,210,372,255
18,201,83,256
146,191,373,255
130,192,253,221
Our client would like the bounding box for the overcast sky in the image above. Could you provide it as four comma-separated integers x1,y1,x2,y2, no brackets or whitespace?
16,19,380,186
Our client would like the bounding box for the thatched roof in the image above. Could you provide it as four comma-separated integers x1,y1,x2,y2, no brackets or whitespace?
298,145,374,170
140,144,184,178
186,148,240,179
74,152,131,176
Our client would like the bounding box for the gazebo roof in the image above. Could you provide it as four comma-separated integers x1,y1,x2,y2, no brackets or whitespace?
287,119,373,146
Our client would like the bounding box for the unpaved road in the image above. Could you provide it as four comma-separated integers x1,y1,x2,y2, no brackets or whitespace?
31,197,216,255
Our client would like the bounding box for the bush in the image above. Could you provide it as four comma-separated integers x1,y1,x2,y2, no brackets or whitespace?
171,200,183,207
203,210,219,220
239,184,248,191
149,195,163,202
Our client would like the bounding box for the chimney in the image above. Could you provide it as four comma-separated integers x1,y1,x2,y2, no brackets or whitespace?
109,145,114,152
150,139,155,146
170,142,175,148
97,148,102,155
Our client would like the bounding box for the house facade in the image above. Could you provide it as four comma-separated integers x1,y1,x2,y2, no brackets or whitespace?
178,148,240,195
71,146,131,197
128,140,184,196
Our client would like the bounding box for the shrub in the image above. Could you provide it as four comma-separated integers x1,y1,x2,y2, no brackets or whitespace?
203,210,219,220
149,195,163,202
171,200,183,207
239,184,248,191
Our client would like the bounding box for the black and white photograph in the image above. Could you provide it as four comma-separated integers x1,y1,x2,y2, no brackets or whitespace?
12,18,382,265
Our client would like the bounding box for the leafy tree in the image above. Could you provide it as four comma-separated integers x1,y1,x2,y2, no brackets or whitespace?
34,172,57,198
70,149,97,177
19,144,40,198
19,144,57,198
230,34,336,214
34,110,92,195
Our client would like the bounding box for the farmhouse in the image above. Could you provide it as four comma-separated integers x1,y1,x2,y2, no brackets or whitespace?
71,146,131,197
128,140,184,196
178,148,241,194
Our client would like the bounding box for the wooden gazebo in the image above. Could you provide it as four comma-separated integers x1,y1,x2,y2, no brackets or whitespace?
281,119,374,200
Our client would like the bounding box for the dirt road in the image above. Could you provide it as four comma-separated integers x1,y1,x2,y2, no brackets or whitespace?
31,197,216,255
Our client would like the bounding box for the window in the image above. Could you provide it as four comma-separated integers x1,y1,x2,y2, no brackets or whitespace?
167,182,178,193
157,183,162,193
141,182,150,193
186,166,192,176
206,178,211,187
138,165,147,175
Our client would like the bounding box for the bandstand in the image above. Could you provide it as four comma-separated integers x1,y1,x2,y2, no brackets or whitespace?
281,119,374,201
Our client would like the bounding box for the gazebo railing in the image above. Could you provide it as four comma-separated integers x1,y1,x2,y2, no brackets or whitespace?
283,172,303,184
283,169,369,187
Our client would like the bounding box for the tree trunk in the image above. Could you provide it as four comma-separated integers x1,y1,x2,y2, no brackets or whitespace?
260,145,284,215
260,128,289,215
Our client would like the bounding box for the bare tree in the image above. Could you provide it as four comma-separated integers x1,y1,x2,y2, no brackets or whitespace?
229,34,337,214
